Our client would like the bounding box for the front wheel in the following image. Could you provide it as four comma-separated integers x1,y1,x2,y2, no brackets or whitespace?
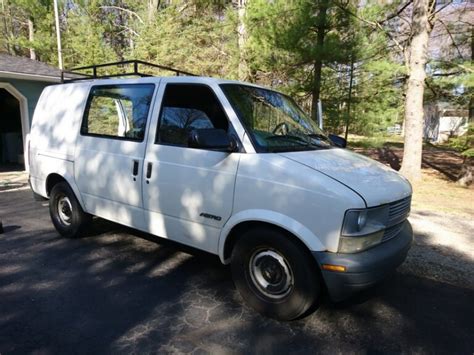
231,227,321,320
49,181,91,238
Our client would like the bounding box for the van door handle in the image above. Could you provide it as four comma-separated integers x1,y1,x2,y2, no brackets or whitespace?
132,160,139,176
146,162,153,179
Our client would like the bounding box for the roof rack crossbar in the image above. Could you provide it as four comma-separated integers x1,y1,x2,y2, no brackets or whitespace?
62,59,196,82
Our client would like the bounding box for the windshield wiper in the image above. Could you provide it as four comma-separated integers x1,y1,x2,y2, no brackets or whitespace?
266,134,311,146
308,133,333,144
308,133,330,141
267,134,334,150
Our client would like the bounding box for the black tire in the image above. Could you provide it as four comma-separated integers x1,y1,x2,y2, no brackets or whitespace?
231,227,321,321
49,181,91,238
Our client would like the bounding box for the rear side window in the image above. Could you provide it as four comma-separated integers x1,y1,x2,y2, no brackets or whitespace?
81,84,154,141
156,84,229,147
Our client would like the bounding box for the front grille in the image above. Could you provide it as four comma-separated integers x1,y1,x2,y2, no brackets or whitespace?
382,222,405,242
382,196,411,242
387,196,411,226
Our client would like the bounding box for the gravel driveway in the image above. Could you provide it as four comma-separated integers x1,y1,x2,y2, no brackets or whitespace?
401,210,474,289
0,187,473,354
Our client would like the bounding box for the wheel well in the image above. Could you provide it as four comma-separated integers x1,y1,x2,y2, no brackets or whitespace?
45,173,67,196
223,221,314,264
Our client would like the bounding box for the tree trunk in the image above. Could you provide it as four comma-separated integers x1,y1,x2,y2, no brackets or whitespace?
53,0,63,70
399,0,433,182
28,18,36,60
1,0,11,54
310,0,329,122
237,0,248,81
148,0,159,22
456,27,473,186
457,157,473,187
344,58,355,140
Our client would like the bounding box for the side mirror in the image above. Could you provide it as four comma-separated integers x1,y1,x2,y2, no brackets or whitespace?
328,134,347,148
188,129,237,152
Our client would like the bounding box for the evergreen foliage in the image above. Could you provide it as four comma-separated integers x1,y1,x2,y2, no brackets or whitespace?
0,0,472,139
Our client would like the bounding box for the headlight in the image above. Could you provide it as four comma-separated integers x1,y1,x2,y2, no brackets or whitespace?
338,206,389,253
356,211,367,231
338,233,384,253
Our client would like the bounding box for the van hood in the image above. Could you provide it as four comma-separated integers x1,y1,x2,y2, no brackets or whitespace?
279,148,412,207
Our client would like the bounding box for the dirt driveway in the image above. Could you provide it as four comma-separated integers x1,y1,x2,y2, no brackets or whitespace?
0,186,473,354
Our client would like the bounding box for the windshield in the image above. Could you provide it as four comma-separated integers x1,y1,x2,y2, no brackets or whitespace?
220,84,333,153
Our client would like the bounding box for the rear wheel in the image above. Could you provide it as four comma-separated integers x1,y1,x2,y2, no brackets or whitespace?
49,181,91,238
231,227,321,320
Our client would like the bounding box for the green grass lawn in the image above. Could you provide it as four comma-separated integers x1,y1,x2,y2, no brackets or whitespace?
347,134,404,149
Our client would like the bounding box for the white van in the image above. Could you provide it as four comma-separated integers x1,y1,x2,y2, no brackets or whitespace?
28,74,412,320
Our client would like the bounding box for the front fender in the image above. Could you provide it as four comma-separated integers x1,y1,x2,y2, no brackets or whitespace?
218,209,326,264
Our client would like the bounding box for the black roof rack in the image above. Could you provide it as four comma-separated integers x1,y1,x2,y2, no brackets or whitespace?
61,59,197,83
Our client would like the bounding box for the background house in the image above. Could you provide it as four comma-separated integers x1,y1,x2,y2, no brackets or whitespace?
424,102,469,143
0,53,65,170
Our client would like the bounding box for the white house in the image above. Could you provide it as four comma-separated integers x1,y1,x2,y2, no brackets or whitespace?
424,102,469,143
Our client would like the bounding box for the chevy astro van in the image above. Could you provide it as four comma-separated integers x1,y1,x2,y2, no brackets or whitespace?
28,70,413,320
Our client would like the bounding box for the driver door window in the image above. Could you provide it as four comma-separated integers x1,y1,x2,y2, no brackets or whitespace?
156,84,229,148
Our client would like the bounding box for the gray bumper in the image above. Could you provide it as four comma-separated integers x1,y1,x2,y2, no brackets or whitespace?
313,221,413,302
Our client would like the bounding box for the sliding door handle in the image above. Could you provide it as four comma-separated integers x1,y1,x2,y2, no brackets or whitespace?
146,162,153,179
132,160,139,176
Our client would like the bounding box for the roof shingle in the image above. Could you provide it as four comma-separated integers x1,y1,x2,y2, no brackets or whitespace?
0,53,63,78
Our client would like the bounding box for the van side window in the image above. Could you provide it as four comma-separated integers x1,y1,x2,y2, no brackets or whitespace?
82,84,154,141
156,84,229,147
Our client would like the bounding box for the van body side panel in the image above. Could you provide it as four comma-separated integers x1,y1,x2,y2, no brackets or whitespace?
29,159,82,206
218,154,366,262
29,83,91,199
81,193,145,231
145,209,223,254
143,145,241,254
75,138,147,206
74,138,148,230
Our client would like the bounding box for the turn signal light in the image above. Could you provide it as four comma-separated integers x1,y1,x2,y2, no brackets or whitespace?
322,264,346,272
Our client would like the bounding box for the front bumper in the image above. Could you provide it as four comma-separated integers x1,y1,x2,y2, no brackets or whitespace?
313,220,413,301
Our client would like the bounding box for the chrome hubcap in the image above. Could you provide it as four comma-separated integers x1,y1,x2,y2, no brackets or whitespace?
249,249,293,299
57,196,73,225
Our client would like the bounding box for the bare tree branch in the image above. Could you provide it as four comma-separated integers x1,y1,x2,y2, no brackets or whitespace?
425,79,439,98
431,71,463,77
437,18,465,60
332,1,410,71
380,1,413,24
116,24,140,37
429,0,453,21
99,6,144,24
